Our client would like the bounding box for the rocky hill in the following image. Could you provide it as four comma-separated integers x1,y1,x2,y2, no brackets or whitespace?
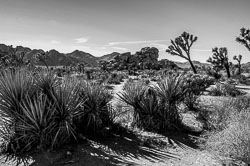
0,44,99,67
98,52,120,62
99,47,178,71
0,43,215,69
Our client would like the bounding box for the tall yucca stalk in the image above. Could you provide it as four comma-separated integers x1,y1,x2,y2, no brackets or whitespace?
77,82,112,133
154,74,187,130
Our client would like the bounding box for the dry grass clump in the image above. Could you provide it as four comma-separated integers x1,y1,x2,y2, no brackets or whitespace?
209,82,246,97
201,96,250,164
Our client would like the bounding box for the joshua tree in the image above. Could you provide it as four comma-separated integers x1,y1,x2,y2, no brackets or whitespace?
166,32,198,74
207,47,231,78
233,54,242,75
77,63,85,73
236,27,250,52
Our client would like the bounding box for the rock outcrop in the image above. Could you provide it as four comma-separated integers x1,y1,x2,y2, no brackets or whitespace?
99,47,177,71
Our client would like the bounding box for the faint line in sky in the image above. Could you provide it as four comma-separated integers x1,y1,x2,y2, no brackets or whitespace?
111,47,128,51
108,40,169,46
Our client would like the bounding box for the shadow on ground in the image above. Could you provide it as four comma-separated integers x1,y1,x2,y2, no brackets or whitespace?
26,129,201,166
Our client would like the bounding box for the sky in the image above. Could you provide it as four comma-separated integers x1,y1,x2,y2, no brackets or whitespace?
0,0,250,63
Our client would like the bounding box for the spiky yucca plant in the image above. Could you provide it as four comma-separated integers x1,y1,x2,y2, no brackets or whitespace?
154,74,187,130
0,70,39,153
0,70,84,155
48,78,83,146
119,74,187,132
76,82,113,133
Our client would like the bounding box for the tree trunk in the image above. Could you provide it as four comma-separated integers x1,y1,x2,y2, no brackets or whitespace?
225,66,231,78
238,63,241,75
188,60,197,74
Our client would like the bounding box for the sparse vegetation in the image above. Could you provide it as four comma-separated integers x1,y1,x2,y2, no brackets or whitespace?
1,27,250,166
207,47,231,78
208,82,245,97
200,97,250,164
183,73,214,111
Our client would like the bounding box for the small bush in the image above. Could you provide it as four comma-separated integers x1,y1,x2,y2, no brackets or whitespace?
209,82,245,97
106,72,124,84
182,74,214,110
206,69,222,80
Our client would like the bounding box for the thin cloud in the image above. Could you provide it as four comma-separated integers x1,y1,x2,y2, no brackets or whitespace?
50,40,61,44
112,47,128,51
75,37,89,43
150,43,169,51
108,40,169,46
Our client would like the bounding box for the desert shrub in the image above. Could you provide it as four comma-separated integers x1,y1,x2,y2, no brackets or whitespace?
200,98,235,131
106,72,124,84
76,82,113,133
122,77,146,91
206,69,222,80
209,82,245,97
233,74,250,85
119,74,187,132
144,79,150,85
183,74,214,110
202,97,250,163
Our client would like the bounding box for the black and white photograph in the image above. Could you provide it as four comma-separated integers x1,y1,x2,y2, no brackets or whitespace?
0,0,250,165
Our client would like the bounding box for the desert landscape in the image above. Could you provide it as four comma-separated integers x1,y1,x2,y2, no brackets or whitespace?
0,0,250,166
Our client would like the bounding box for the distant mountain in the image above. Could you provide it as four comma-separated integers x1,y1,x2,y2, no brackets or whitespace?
0,43,219,69
0,43,99,67
66,50,98,66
